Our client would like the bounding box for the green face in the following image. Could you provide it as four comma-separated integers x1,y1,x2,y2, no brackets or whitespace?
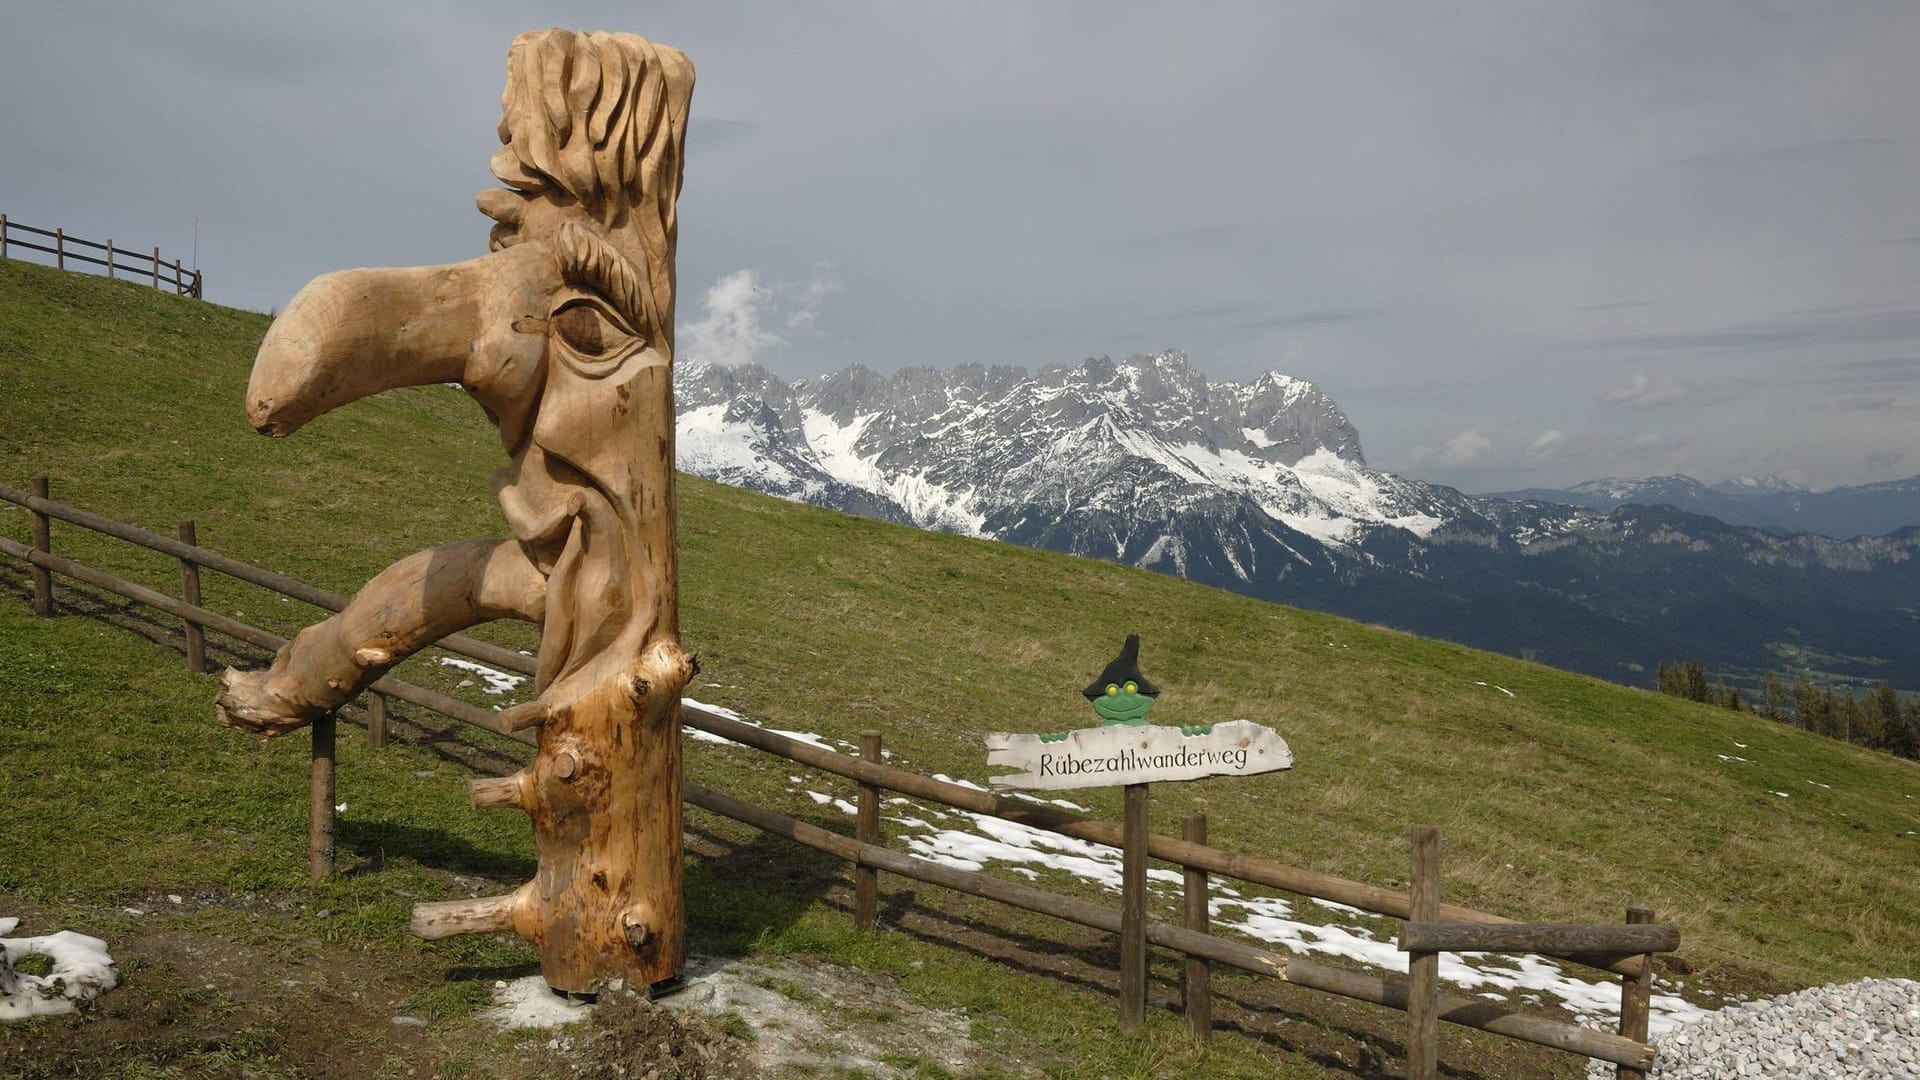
1092,681,1155,725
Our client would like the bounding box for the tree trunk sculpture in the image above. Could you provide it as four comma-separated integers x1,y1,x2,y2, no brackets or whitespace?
212,28,695,994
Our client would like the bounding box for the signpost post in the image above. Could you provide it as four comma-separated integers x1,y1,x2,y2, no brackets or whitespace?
983,635,1293,1032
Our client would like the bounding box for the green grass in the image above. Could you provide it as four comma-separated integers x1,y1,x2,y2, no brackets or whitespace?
2,258,1918,1078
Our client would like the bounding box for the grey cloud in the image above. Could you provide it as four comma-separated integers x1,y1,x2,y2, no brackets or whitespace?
1834,394,1896,412
1866,448,1909,469
1603,373,1757,409
1584,307,1920,353
1674,136,1915,168
1818,356,1920,387
6,0,1919,493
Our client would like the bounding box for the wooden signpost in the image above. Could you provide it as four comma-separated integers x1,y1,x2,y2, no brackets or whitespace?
984,635,1293,1032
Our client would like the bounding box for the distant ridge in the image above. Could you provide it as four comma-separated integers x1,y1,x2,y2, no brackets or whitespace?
1489,473,1920,539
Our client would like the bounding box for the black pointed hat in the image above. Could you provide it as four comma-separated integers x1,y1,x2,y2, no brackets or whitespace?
1081,633,1160,700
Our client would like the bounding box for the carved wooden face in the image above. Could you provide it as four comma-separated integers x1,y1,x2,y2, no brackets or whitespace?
243,194,668,462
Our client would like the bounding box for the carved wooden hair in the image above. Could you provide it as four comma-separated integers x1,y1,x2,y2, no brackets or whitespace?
486,28,692,351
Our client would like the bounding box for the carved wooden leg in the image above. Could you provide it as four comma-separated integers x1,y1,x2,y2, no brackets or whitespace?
215,539,545,735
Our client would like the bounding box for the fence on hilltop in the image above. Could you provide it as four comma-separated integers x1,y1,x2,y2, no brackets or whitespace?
0,474,1683,1079
0,214,203,298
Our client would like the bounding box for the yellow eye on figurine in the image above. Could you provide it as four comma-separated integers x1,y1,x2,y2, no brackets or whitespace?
1083,634,1160,726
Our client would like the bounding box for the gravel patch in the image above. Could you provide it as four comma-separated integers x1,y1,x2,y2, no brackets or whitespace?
1588,978,1920,1079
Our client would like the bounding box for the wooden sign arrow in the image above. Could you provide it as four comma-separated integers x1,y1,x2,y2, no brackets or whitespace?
983,720,1293,791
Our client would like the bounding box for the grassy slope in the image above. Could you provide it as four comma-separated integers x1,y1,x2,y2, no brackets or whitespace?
2,260,1917,1075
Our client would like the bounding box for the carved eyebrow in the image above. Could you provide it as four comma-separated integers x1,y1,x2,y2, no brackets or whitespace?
554,222,653,335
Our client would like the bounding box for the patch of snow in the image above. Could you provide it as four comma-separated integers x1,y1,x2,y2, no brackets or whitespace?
677,704,1725,1036
480,975,593,1030
1241,426,1276,449
434,656,526,695
1,920,119,1021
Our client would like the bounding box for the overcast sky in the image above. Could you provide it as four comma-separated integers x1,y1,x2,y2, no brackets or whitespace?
5,2,1918,492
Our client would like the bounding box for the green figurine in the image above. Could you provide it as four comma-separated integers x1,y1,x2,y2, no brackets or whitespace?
1082,634,1160,725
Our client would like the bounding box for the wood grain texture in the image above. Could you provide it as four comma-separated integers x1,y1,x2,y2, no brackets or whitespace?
1182,812,1212,1042
30,476,51,615
309,715,335,880
1120,782,1149,1031
207,28,697,993
1617,905,1657,1080
985,719,1292,790
1407,825,1441,1080
854,730,882,931
177,521,206,674
1400,922,1678,956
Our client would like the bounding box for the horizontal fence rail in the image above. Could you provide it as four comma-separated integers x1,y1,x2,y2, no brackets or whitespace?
0,214,202,297
0,477,1667,1074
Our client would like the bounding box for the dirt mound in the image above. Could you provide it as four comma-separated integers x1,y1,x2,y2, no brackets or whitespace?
540,991,751,1080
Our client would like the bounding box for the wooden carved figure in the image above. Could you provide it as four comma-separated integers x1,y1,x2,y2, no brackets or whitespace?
213,28,695,994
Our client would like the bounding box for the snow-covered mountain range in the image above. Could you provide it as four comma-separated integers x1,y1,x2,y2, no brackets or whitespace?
678,350,1461,568
675,351,1920,691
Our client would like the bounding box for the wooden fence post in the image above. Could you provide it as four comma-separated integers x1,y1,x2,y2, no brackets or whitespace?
310,714,336,879
367,690,388,749
173,258,183,295
1120,782,1150,1031
105,238,114,279
151,247,160,287
54,228,64,269
177,520,206,673
1407,825,1441,1080
29,475,53,616
193,270,203,299
1,213,9,259
1617,905,1655,1080
855,729,882,930
1182,812,1212,1042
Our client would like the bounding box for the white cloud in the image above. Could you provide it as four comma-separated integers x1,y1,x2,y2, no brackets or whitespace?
1603,373,1690,408
680,266,841,368
1440,428,1492,466
1527,429,1567,459
1602,372,1754,409
1408,427,1493,468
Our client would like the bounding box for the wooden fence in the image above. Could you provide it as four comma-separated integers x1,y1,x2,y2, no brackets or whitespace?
0,476,1677,1077
0,214,203,298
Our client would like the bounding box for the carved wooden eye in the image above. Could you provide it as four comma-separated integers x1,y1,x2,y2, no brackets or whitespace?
553,303,610,356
